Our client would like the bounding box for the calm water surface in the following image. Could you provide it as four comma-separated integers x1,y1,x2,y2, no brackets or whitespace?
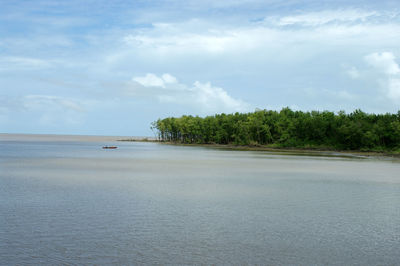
1,136,400,265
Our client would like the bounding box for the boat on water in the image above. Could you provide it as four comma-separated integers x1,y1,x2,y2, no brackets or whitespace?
102,146,118,149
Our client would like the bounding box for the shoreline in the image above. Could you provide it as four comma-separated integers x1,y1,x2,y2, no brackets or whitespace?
119,139,400,159
2,133,398,159
0,133,149,142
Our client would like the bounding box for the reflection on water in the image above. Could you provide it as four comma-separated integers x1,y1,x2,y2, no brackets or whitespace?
1,136,400,265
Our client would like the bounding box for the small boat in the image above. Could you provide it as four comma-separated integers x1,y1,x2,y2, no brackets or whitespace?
102,146,117,149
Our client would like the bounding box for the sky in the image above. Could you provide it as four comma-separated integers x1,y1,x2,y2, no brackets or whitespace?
1,0,400,136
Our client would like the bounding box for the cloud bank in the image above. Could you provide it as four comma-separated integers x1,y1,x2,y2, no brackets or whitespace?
365,52,400,75
364,52,400,102
130,73,250,114
270,9,380,27
120,9,400,58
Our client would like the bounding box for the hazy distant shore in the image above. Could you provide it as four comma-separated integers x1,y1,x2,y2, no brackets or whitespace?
0,133,150,142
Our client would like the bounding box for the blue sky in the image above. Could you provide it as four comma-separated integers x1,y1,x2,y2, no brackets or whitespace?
1,0,400,136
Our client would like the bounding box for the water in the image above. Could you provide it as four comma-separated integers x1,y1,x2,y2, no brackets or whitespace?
1,135,400,265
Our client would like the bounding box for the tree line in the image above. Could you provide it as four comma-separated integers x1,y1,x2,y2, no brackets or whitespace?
151,108,400,151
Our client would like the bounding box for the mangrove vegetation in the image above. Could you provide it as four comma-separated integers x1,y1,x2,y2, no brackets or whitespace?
152,108,400,152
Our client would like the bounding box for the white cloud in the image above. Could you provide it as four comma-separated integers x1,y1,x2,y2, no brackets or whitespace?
22,95,87,125
191,81,249,112
0,56,52,70
119,14,400,59
364,52,400,102
388,79,400,101
130,73,250,113
122,10,391,57
346,66,360,79
336,90,355,100
303,87,355,101
271,9,379,27
132,73,179,88
124,27,238,54
24,95,85,112
161,73,178,84
0,95,89,128
364,52,400,75
133,73,166,88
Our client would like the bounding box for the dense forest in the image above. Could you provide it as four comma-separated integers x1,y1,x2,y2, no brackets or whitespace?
151,108,400,152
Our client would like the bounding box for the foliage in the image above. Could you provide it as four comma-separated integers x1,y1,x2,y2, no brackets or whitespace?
152,108,400,151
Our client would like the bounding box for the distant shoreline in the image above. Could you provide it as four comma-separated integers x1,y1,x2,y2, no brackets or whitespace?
118,139,400,159
2,133,398,159
0,133,151,142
